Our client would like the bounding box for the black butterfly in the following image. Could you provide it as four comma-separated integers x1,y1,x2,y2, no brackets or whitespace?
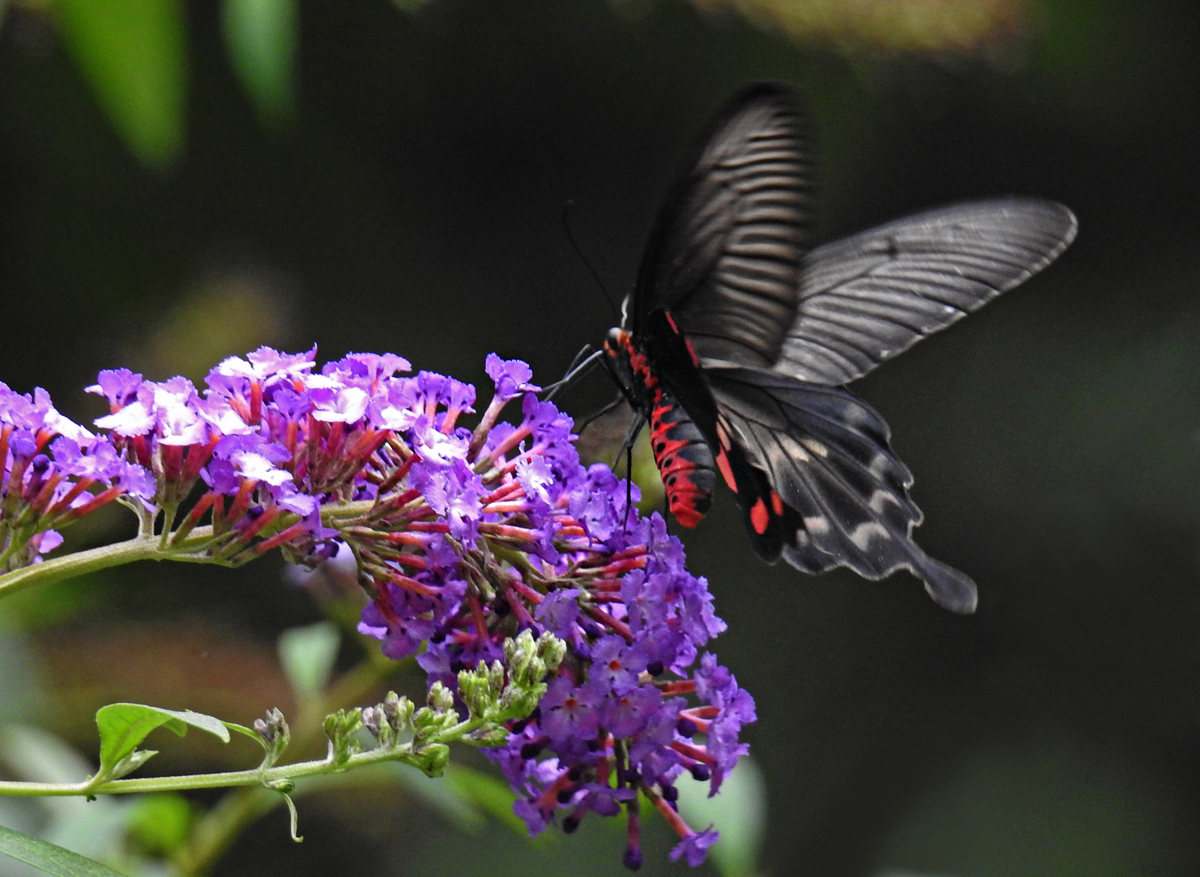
598,83,1077,613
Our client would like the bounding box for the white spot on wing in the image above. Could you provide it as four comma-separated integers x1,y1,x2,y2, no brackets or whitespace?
801,438,828,458
841,403,869,428
867,490,902,513
803,516,830,535
848,522,890,551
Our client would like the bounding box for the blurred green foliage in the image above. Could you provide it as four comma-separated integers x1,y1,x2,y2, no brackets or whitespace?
687,0,1030,53
32,0,298,168
49,0,187,168
220,0,295,131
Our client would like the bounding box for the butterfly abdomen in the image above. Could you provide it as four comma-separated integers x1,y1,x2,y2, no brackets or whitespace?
648,387,716,528
605,325,717,528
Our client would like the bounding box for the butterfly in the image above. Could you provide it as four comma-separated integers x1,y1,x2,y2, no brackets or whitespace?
597,82,1076,614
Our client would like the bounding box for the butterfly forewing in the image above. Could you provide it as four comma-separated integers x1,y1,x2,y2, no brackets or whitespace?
776,198,1079,386
633,84,814,367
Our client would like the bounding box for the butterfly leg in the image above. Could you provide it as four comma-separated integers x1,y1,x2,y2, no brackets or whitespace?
574,393,627,435
611,407,649,528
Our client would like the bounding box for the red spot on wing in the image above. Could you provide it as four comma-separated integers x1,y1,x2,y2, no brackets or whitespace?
715,449,737,492
770,491,784,516
749,498,770,535
660,309,701,365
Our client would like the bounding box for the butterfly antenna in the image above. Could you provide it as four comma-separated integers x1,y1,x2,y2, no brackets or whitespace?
543,346,605,401
561,200,621,322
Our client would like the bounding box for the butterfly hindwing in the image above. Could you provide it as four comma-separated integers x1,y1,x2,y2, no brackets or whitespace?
776,198,1079,386
634,84,813,367
704,363,978,613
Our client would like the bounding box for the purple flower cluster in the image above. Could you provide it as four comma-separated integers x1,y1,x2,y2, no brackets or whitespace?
1,348,755,867
1,381,154,570
346,355,756,868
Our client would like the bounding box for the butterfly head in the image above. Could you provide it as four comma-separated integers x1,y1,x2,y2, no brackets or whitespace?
604,325,659,408
603,326,635,386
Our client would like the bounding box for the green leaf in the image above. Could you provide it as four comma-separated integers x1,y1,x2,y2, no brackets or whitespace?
221,0,297,129
0,824,128,877
675,755,767,877
50,0,187,169
278,621,340,704
95,704,231,779
225,720,269,745
106,749,158,782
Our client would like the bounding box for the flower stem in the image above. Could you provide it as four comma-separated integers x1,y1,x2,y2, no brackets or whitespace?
0,528,221,599
0,744,421,798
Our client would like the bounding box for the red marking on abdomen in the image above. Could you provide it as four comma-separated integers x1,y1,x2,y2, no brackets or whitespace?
607,327,717,529
649,391,714,528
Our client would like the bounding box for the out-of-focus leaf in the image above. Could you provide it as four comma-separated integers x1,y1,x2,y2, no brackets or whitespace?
675,755,767,877
445,764,534,835
0,725,92,786
277,621,340,704
125,794,194,856
394,763,488,832
50,0,187,170
95,703,230,779
222,0,297,129
129,271,291,384
0,727,138,872
676,0,1029,54
0,825,127,877
396,762,557,842
0,610,45,724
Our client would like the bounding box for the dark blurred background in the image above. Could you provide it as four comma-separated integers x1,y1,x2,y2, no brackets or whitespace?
2,0,1200,875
